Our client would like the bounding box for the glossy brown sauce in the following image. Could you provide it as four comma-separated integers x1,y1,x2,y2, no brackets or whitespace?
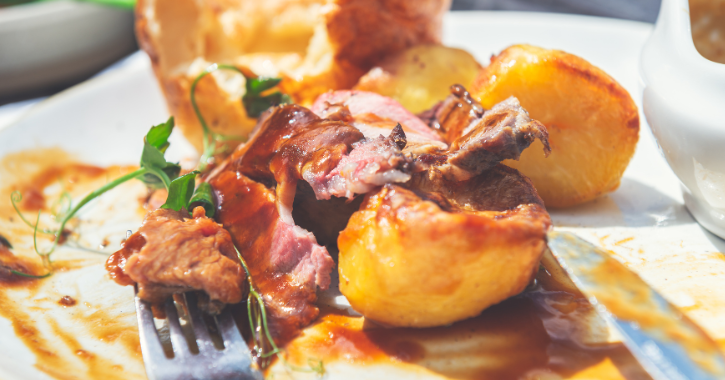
585,247,723,372
0,281,141,380
47,318,130,380
690,0,725,64
278,265,651,380
105,233,146,286
58,296,77,307
0,149,145,379
0,246,47,286
73,308,142,359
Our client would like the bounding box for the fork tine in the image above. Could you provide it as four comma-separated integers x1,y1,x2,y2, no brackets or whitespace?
135,293,167,360
137,290,263,380
136,289,179,380
216,308,264,380
164,297,191,359
184,292,215,353
216,308,249,355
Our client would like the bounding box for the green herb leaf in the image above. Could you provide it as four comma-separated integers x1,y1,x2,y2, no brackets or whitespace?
145,117,174,153
246,77,282,95
243,92,290,119
160,171,200,213
139,123,181,190
189,182,216,217
242,77,290,118
138,163,181,190
0,234,12,249
140,140,168,170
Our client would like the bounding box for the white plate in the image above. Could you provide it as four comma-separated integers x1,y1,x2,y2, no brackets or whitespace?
2,11,725,380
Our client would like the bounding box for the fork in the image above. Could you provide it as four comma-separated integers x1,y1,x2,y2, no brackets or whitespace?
135,288,263,380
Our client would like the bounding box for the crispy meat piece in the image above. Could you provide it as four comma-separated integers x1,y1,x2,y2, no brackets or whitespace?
105,207,246,309
444,97,550,180
411,163,546,212
422,85,551,181
425,84,485,143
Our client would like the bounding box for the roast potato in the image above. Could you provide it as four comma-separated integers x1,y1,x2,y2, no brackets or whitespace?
470,44,639,208
354,44,481,113
136,0,451,151
338,179,550,328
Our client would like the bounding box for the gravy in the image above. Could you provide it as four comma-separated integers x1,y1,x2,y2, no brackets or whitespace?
690,0,725,63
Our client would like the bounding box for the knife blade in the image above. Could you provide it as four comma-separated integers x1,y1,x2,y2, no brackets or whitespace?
547,231,725,380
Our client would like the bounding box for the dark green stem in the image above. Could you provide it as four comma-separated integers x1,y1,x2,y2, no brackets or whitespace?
35,167,147,257
234,246,324,375
190,63,247,171
9,270,51,279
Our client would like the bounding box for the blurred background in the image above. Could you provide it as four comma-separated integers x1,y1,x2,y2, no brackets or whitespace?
452,0,661,22
0,0,661,109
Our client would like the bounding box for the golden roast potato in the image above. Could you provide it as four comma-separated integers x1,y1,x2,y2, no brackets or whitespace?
354,44,481,113
470,44,639,208
136,0,451,151
338,172,550,327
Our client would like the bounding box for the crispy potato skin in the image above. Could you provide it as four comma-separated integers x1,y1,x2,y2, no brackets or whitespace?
338,184,550,327
354,44,481,113
471,45,639,208
136,0,450,151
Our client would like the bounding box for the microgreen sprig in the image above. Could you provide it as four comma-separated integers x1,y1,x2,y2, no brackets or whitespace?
190,63,290,171
8,117,215,277
235,247,325,375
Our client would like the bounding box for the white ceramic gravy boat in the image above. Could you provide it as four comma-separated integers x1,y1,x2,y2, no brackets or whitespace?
641,0,725,239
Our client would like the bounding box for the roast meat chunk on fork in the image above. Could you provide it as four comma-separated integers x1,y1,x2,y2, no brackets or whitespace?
106,206,247,317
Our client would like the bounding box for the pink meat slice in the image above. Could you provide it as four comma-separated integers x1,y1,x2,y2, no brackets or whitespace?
312,90,443,142
303,124,411,200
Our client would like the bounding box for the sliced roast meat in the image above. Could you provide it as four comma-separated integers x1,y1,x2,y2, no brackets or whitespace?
305,124,412,200
211,169,333,344
424,84,485,143
105,206,246,310
312,91,448,161
410,163,547,213
420,85,551,181
229,104,414,203
312,90,443,143
442,97,550,181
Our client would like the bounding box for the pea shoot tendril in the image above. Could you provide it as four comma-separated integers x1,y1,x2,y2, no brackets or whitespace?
8,117,215,278
190,63,290,171
235,247,325,375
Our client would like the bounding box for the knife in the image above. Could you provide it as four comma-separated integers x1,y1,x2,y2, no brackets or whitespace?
547,231,725,380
